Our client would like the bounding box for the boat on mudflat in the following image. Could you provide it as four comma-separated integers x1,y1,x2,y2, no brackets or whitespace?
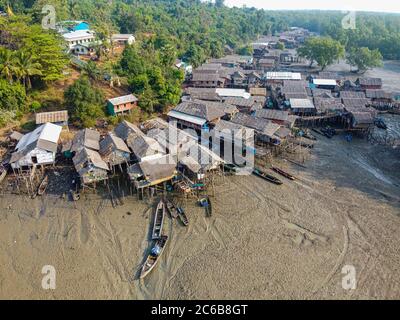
271,167,296,181
164,198,179,219
140,236,168,279
199,196,212,217
37,175,49,196
177,206,189,226
152,200,166,240
253,168,283,185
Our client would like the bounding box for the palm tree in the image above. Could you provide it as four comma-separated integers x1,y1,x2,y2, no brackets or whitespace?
83,61,101,81
14,51,42,89
0,47,17,83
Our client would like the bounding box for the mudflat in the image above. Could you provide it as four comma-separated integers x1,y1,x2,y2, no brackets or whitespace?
1,131,399,299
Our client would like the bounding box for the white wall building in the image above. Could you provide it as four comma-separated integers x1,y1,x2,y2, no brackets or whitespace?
63,30,96,51
10,123,62,169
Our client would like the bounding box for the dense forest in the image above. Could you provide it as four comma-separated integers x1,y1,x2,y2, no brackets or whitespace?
1,0,400,128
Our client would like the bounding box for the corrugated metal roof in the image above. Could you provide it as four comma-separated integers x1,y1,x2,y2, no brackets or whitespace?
108,94,138,106
168,110,207,126
289,99,315,109
36,110,68,125
313,79,337,86
266,72,302,80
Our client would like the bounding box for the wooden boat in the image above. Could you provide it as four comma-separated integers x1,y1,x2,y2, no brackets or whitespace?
37,175,49,196
176,206,189,226
271,167,296,181
140,236,168,279
164,198,179,219
199,196,212,217
0,165,7,184
253,168,283,185
152,200,166,240
70,189,80,201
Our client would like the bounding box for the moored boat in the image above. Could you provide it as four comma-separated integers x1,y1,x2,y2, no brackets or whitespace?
271,167,296,181
0,165,7,184
164,198,179,219
177,206,189,226
140,236,168,279
199,196,212,217
152,200,166,240
37,175,49,196
253,168,283,185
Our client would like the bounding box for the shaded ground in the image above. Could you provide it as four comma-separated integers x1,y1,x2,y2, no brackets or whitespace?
0,132,399,300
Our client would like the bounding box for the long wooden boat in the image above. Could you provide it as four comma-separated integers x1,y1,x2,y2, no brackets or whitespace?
271,167,296,181
0,165,7,184
70,189,80,201
140,236,168,279
199,196,212,217
176,207,189,226
164,198,179,219
37,175,49,196
152,200,166,240
253,168,283,185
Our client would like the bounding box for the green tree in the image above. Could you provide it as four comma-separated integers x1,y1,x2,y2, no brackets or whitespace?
64,77,105,127
298,37,345,70
14,50,42,89
0,78,26,111
346,47,383,73
0,47,17,82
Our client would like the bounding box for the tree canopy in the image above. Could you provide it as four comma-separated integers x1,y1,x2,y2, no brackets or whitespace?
298,37,345,70
346,47,383,73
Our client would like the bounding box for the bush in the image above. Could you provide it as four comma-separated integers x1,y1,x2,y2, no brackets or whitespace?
30,101,42,112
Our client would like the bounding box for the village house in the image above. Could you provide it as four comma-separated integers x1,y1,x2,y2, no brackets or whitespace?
107,94,138,116
212,119,256,160
245,71,262,87
349,112,374,131
71,40,101,56
168,100,227,132
254,109,297,128
340,91,366,99
313,98,345,115
257,58,276,71
223,97,265,114
230,113,281,145
111,34,135,46
216,88,251,99
252,43,269,59
126,133,165,163
183,87,222,102
356,78,383,90
62,29,96,52
73,147,109,185
57,21,90,34
127,154,177,189
266,72,302,85
249,87,267,97
114,120,144,141
365,90,394,108
311,88,334,99
191,72,227,88
35,110,69,128
71,128,100,154
10,123,62,170
280,81,309,100
342,98,372,112
231,71,247,87
99,133,131,167
289,98,316,115
280,51,300,64
311,79,338,91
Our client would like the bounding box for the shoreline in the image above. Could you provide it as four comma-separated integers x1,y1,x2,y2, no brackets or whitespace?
1,131,399,300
